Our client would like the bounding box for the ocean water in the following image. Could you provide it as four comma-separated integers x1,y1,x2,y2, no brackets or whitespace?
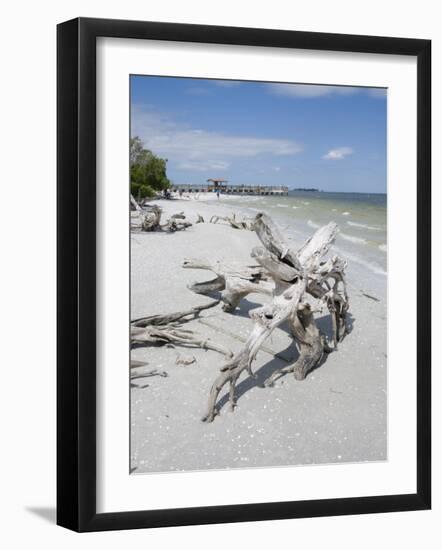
217,190,387,292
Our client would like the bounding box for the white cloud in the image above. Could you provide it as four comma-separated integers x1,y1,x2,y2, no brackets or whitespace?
268,83,388,100
131,106,302,168
323,147,353,160
268,83,358,98
178,160,230,171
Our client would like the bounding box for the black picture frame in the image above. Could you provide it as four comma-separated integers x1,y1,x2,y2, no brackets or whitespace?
57,17,431,532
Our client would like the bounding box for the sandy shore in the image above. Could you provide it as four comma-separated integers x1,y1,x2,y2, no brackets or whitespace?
131,196,387,474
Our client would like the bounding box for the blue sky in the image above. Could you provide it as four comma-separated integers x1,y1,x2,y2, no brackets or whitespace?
130,76,387,193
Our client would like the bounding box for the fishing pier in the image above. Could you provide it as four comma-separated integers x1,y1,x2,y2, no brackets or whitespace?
172,178,288,196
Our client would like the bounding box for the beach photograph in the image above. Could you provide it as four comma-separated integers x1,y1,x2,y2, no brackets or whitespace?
129,76,387,474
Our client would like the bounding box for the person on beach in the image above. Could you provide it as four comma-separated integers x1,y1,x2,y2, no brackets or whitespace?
216,190,220,200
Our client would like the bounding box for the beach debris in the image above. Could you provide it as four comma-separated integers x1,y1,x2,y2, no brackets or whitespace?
361,291,380,302
183,258,274,312
199,212,350,422
130,368,168,381
131,300,233,358
131,204,192,232
209,213,253,230
175,354,197,366
162,211,192,232
141,205,162,231
196,214,205,223
130,193,142,211
132,300,219,327
130,367,168,388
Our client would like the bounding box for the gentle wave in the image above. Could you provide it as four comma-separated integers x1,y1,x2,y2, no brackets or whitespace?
379,243,387,252
339,233,368,245
302,201,310,205
292,206,300,209
342,211,351,216
347,221,381,231
335,247,387,277
277,204,289,208
307,220,321,229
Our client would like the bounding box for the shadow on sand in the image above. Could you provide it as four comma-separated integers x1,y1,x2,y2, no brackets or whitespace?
212,309,355,413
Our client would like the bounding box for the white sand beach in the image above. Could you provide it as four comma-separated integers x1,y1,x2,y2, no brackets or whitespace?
130,196,387,474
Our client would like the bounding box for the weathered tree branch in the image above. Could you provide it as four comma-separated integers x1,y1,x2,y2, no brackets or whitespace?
210,213,253,230
132,300,219,327
130,193,142,211
253,212,302,271
264,303,328,386
131,300,233,358
183,258,273,312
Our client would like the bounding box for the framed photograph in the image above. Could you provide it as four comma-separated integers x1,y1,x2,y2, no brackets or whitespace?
57,17,431,532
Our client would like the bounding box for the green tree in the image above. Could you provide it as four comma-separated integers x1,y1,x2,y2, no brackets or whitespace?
130,137,170,199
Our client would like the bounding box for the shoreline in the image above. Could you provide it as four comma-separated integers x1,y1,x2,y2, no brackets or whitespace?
131,197,387,474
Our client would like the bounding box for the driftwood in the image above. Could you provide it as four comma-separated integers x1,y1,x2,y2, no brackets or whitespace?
131,368,168,381
200,212,349,422
162,211,192,232
183,258,273,312
131,205,193,232
130,193,142,211
131,300,233,358
130,367,168,389
209,213,253,230
141,205,162,231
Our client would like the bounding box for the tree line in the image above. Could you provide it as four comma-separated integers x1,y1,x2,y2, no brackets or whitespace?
130,136,171,199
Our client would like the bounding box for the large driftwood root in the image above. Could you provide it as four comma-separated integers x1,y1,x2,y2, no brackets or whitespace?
201,213,349,422
131,300,233,358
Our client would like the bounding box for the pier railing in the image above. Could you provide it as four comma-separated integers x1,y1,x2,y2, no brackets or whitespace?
171,183,288,196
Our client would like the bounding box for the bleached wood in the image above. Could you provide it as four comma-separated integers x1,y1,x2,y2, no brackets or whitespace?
131,205,193,233
210,213,253,230
201,212,349,422
130,194,141,211
183,258,273,312
131,300,233,358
